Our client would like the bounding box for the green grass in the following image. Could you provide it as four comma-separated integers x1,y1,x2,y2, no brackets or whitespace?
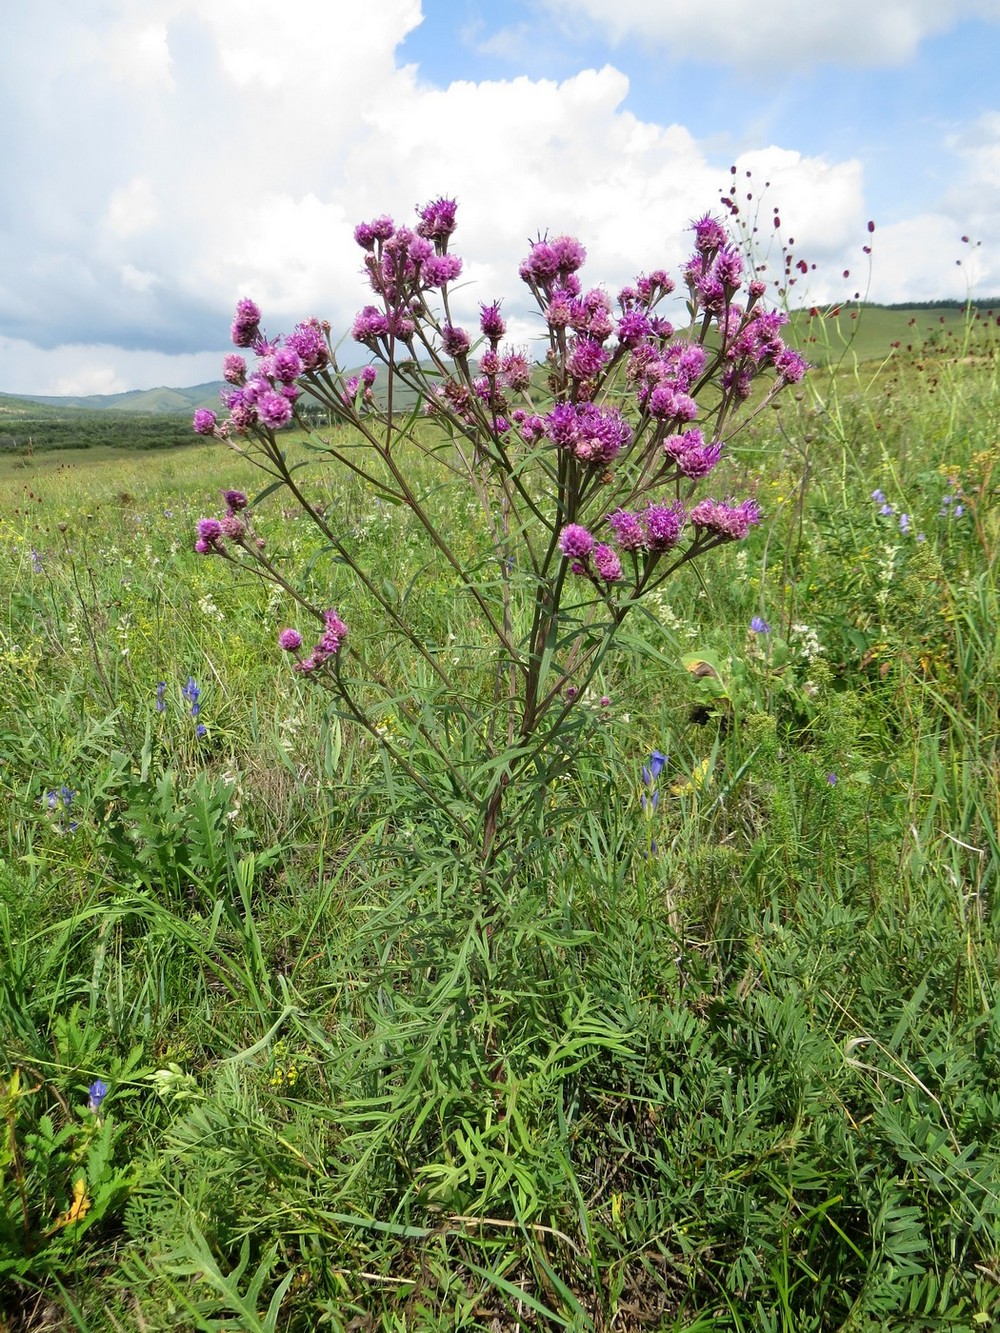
1,321,999,1330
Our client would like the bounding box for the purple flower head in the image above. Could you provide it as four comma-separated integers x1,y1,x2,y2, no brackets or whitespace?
182,677,201,717
607,508,645,552
270,347,304,384
231,297,262,348
691,214,727,254
617,310,652,347
827,772,838,786
750,616,771,634
416,196,458,244
352,305,391,345
898,512,910,534
195,723,208,739
516,412,546,444
774,347,808,383
278,628,303,652
193,409,217,436
642,500,686,552
87,1080,109,1114
567,337,609,381
422,253,463,288
286,319,329,371
593,543,623,583
406,235,434,268
714,246,744,290
647,384,698,422
442,324,471,357
196,518,224,553
690,497,762,541
222,353,247,385
354,215,394,250
559,524,595,560
361,365,377,388
258,390,294,430
480,302,506,344
871,489,886,504
544,402,631,464
520,240,560,286
552,235,587,274
571,287,614,341
545,289,574,329
500,350,532,392
222,489,248,512
155,681,167,713
671,434,723,479
642,750,668,786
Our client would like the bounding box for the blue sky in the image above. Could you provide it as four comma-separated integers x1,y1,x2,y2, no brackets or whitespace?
1,0,997,395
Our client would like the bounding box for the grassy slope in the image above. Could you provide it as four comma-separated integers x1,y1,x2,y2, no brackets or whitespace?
0,331,998,1329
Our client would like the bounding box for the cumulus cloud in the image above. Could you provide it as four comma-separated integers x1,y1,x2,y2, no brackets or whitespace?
538,0,1000,68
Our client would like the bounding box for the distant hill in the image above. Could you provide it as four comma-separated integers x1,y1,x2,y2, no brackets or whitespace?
0,382,227,415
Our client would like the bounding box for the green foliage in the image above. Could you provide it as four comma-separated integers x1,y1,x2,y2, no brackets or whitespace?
0,309,999,1328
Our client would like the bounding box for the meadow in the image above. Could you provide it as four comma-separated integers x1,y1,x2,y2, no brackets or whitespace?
1,311,999,1331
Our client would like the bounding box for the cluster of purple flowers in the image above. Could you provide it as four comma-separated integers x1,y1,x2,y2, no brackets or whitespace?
557,524,623,583
194,489,252,556
43,784,78,834
351,197,463,352
183,676,208,737
543,402,632,465
191,196,810,680
558,494,760,587
193,309,339,440
278,610,348,675
870,489,926,540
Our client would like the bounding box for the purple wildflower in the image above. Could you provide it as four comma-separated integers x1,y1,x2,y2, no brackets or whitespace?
195,518,224,554
258,390,294,429
641,501,686,552
222,354,247,385
480,302,506,344
500,350,532,391
270,347,304,384
352,305,391,345
442,324,471,357
193,409,217,436
87,1080,109,1114
607,509,645,552
231,297,262,348
278,628,302,651
593,543,623,583
559,524,595,559
567,337,609,381
222,489,248,512
416,196,458,243
422,254,463,287
286,319,329,371
750,616,771,634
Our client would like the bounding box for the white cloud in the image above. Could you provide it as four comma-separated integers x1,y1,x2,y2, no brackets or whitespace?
0,335,227,398
105,178,160,238
539,0,1000,67
120,264,161,294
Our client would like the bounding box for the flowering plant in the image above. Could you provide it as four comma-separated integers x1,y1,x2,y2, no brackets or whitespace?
193,198,806,867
